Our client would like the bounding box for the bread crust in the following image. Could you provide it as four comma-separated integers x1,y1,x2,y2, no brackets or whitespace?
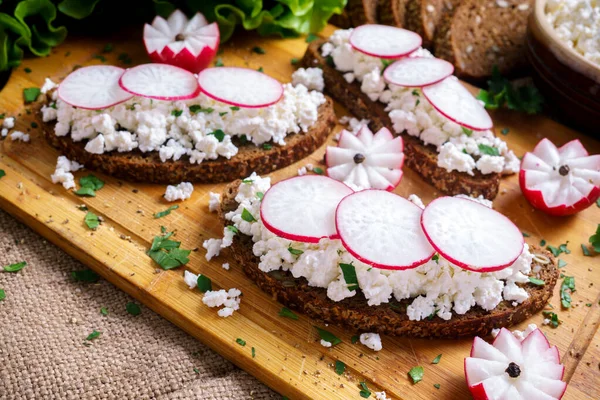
38,99,336,184
378,0,410,27
405,0,444,47
302,39,501,199
347,0,379,25
220,180,559,338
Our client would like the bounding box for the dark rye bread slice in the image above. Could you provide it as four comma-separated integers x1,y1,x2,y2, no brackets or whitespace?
405,0,445,48
220,180,559,338
37,99,335,184
378,0,410,27
329,9,353,29
434,0,533,80
302,39,501,199
347,0,379,25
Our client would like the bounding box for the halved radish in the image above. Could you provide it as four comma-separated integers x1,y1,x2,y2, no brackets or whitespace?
119,63,200,101
466,327,566,400
421,196,523,272
144,10,219,73
520,138,600,216
326,126,404,191
57,65,132,110
383,57,454,88
349,24,422,59
335,190,435,270
260,175,353,243
422,77,493,131
197,67,283,108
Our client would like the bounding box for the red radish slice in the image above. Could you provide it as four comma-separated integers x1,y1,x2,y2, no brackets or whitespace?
520,138,600,216
383,57,454,87
197,67,283,108
144,10,219,73
57,65,132,110
422,77,493,131
466,327,567,400
119,63,200,101
349,24,422,59
335,190,434,270
421,196,523,272
260,176,353,243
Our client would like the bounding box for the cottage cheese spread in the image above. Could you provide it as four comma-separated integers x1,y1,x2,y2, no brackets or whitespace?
292,67,325,91
546,0,600,65
51,155,82,190
206,177,536,321
42,81,325,163
164,182,194,202
322,29,519,176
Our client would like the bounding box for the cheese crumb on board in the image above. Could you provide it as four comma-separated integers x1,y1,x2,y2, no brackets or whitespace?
164,182,194,202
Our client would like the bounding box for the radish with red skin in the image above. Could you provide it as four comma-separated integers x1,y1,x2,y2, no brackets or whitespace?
260,175,353,243
520,138,600,216
326,126,405,191
144,10,219,73
349,24,422,59
383,57,454,88
197,67,284,108
422,77,493,131
335,190,435,270
58,65,132,110
420,196,523,272
119,63,200,101
465,327,567,400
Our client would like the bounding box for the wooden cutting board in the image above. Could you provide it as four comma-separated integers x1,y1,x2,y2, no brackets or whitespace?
0,24,598,400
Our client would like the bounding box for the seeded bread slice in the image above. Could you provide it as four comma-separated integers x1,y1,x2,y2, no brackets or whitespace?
220,180,559,338
434,0,533,80
37,99,335,184
302,39,501,199
347,0,379,25
378,0,410,27
405,0,445,47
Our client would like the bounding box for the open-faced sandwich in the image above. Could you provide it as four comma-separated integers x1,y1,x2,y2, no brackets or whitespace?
38,63,335,183
208,174,559,338
302,25,520,199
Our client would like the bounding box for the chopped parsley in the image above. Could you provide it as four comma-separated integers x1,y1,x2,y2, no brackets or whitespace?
118,53,132,64
0,289,4,301
540,239,546,247
0,170,5,179
197,275,212,292
305,33,318,43
23,87,41,103
501,128,510,135
71,269,100,283
75,175,105,197
214,57,224,67
230,106,240,111
262,143,272,150
589,224,600,253
219,112,228,117
542,311,560,328
359,382,371,398
339,263,359,291
241,178,254,184
189,105,214,114
252,46,266,54
100,307,109,316
315,326,342,346
103,43,113,52
208,129,225,142
171,109,183,117
93,54,106,62
126,302,141,316
411,89,420,96
86,330,101,341
227,225,239,234
193,367,200,374
462,127,473,136
586,303,592,307
558,259,567,268
24,67,32,73
381,58,393,69
241,208,256,222
351,335,359,344
31,122,38,128
278,307,299,320
432,354,442,364
478,144,500,156
2,261,27,272
154,205,179,219
84,212,100,229
528,277,545,286
288,247,304,256
252,347,255,358
313,167,324,175
335,360,345,375
256,192,264,200
546,243,570,257
147,230,191,270
476,66,543,114
291,58,299,65
522,232,530,237
408,366,424,383
560,276,575,309
432,254,439,262
258,66,264,73
236,338,246,346
597,198,600,208
581,244,591,256
434,383,441,389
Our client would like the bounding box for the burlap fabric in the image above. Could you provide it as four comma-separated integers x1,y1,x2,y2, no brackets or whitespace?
0,209,276,400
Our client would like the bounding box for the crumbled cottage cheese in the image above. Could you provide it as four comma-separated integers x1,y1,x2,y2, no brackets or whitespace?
42,82,325,163
208,191,221,212
50,155,82,190
546,0,600,65
202,288,242,317
320,339,332,348
322,29,519,176
9,131,29,142
375,391,391,400
359,333,382,351
292,67,325,91
206,177,537,321
2,116,15,129
184,270,200,289
164,182,194,202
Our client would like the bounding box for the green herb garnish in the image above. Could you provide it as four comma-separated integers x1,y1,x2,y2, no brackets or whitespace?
558,259,567,268
291,58,299,65
31,122,38,128
86,330,101,341
359,382,371,398
126,302,141,316
93,54,106,62
0,289,4,301
540,239,546,247
189,105,214,114
279,307,299,320
100,307,108,316
0,170,6,179
351,335,359,344
478,144,500,156
462,127,473,136
528,277,545,286
339,263,358,291
71,269,100,283
263,143,272,150
147,230,191,270
24,67,31,73
230,106,240,111
546,243,570,257
589,224,600,253
227,225,239,234
432,254,439,262
252,347,255,358
256,192,264,200
257,66,264,72
313,167,324,175
432,354,442,364
522,232,530,237
542,311,560,328
197,275,212,292
408,366,424,384
2,261,27,272
560,276,575,308
476,66,543,114
288,247,304,256
581,244,591,256
215,57,224,67
208,129,225,142
315,326,341,346
75,175,105,197
501,128,510,135
84,211,100,229
154,205,179,219
236,338,246,346
103,43,113,52
252,46,266,54
306,33,318,43
335,360,345,375
171,109,183,117
23,87,41,103
241,208,256,222
434,383,441,389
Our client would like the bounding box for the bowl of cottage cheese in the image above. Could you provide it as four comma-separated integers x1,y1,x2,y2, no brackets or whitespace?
527,0,600,135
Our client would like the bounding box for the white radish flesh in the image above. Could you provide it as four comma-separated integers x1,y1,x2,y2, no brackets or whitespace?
197,67,283,108
260,176,353,243
421,197,523,272
349,24,422,59
119,63,200,100
383,57,454,87
335,190,434,269
57,65,132,109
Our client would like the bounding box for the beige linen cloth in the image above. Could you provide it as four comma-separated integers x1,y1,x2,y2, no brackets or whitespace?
0,209,276,400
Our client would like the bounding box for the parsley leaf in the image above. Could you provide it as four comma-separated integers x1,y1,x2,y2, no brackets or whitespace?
501,128,510,135
227,225,239,234
197,275,212,292
335,360,345,375
2,261,27,272
74,187,96,197
75,175,105,197
351,335,359,344
290,58,299,65
305,33,318,43
408,366,424,384
432,354,442,364
171,109,183,117
126,302,141,316
542,311,561,328
288,247,304,256
262,143,272,150
0,170,5,179
0,289,4,301
256,192,264,200
476,66,543,114
252,347,255,358
252,46,266,54
71,269,100,283
214,57,224,67
278,307,299,320
462,127,473,136
313,167,324,175
208,129,225,142
589,224,600,253
528,277,545,286
189,105,214,114
315,326,342,346
478,144,500,156
558,259,567,268
434,383,441,389
84,212,100,229
540,239,546,247
100,307,109,316
147,230,191,270
582,244,591,256
359,382,371,398
23,87,41,103
230,106,240,111
241,208,256,222
86,330,101,341
236,338,246,346
560,276,575,309
103,43,113,53
339,263,359,291
522,232,530,237
154,205,179,219
547,243,570,257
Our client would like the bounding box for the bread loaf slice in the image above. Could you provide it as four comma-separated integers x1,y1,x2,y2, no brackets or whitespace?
220,180,559,338
347,0,379,25
378,0,410,27
434,0,533,80
302,39,501,199
405,0,445,47
38,99,336,184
